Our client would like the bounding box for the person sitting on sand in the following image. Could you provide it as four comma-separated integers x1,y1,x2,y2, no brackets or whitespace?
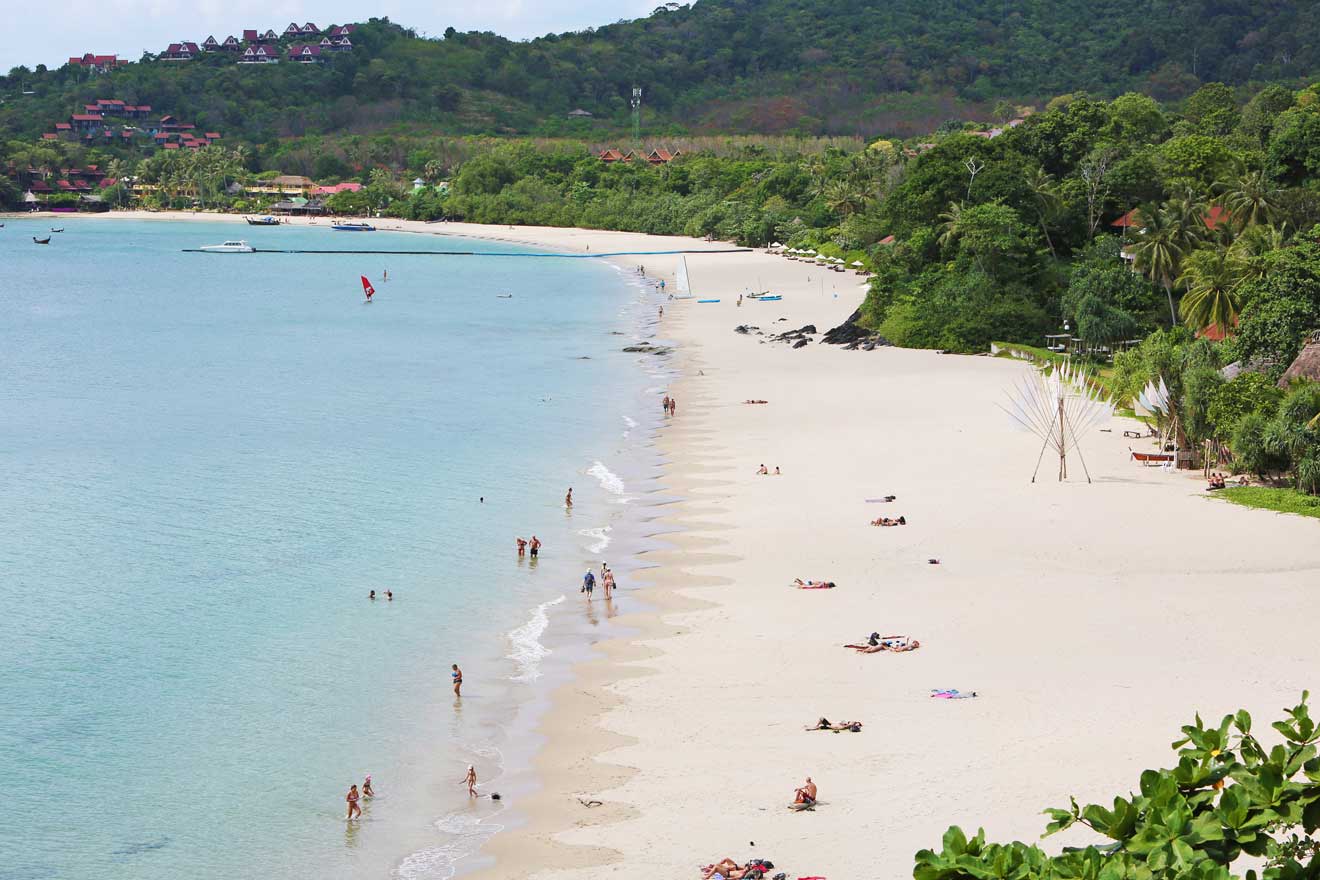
757,464,769,475
870,516,906,526
794,776,817,805
1206,472,1227,490
774,466,781,475
806,717,862,732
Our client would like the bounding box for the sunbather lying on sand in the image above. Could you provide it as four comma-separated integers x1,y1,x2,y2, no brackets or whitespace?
743,399,768,404
844,634,920,652
806,717,862,731
701,859,770,880
793,578,836,589
870,516,906,526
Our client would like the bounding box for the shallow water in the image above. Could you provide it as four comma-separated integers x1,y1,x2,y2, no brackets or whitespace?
0,218,666,880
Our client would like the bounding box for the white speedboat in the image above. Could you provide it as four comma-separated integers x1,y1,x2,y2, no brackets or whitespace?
199,240,255,253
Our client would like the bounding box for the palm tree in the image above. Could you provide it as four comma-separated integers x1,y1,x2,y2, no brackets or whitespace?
1023,168,1060,257
1177,246,1244,335
937,201,964,249
1130,206,1188,326
1214,168,1282,231
1230,223,1288,283
823,179,865,218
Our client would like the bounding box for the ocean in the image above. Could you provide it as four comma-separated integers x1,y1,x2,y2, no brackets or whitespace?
0,218,671,880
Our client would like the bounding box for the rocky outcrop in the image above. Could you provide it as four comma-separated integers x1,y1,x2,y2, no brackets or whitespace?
622,342,673,355
822,309,891,349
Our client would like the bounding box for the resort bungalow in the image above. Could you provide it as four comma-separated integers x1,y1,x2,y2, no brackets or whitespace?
243,29,259,42
328,24,356,37
95,99,127,114
70,113,104,132
314,182,364,195
67,53,123,73
287,45,324,63
161,42,201,60
599,148,632,163
645,148,680,165
239,45,280,63
270,197,326,215
1277,331,1320,388
202,35,220,51
220,35,242,52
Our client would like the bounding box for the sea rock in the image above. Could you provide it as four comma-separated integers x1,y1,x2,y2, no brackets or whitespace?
793,338,809,349
622,343,672,355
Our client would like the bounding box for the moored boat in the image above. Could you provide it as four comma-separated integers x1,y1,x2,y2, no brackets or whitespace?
332,222,376,232
199,240,255,253
33,236,51,244
245,216,280,226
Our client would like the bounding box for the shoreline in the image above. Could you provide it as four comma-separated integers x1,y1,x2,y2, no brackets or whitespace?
15,211,1318,880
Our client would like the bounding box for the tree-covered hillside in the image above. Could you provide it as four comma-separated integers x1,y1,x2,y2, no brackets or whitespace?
5,0,1320,140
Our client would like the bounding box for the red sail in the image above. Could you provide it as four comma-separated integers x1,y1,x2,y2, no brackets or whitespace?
360,275,375,299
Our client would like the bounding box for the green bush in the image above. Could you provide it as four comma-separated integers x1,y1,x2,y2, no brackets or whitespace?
1231,411,1290,478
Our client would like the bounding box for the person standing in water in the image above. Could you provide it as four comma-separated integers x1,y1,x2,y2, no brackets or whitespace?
516,537,527,557
346,784,362,820
529,536,541,558
565,487,573,508
582,570,595,599
452,663,463,697
463,766,478,797
669,397,677,416
362,775,375,798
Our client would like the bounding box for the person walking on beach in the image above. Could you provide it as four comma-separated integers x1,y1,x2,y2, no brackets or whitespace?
529,536,541,558
582,570,595,599
658,305,664,319
602,565,614,599
463,765,478,797
565,487,573,508
516,537,527,557
346,784,362,820
668,397,677,416
662,394,671,414
452,663,463,697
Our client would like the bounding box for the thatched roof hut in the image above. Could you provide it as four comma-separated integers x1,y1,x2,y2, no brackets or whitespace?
1278,330,1320,388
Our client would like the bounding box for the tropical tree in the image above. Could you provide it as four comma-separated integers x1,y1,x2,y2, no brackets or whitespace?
936,201,964,249
1023,167,1060,257
1177,246,1244,335
1130,207,1189,325
823,179,865,218
1215,168,1282,231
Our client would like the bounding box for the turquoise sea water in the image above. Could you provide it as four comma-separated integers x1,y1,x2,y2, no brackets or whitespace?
0,219,667,880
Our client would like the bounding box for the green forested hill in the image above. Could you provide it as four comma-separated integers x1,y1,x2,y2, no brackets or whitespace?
2,0,1319,140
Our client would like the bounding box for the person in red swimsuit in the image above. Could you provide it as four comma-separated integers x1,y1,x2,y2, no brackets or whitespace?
346,783,361,820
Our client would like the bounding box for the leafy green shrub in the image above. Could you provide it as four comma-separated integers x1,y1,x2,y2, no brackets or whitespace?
1208,374,1284,440
915,696,1320,880
1231,412,1290,478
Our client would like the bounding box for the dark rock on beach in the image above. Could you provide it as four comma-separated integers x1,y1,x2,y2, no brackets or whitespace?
823,309,892,349
793,338,809,348
622,343,672,355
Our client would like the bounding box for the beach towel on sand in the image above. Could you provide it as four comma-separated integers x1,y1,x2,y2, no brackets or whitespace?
930,689,977,699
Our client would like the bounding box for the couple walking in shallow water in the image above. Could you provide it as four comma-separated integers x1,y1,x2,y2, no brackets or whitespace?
345,775,375,820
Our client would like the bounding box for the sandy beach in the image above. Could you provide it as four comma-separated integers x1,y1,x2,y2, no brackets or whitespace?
16,210,1318,878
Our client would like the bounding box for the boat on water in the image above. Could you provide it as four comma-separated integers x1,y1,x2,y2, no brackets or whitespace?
33,236,51,244
361,275,375,303
332,223,376,232
50,227,64,233
199,240,255,253
245,216,280,226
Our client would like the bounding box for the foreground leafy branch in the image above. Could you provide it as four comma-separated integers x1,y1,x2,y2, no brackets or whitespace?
915,695,1320,880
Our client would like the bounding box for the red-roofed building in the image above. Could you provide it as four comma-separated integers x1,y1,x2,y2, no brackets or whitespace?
645,148,680,165
164,143,179,150
314,181,364,194
126,104,152,119
68,53,123,73
1203,204,1231,231
70,113,104,131
261,28,278,41
55,122,71,132
240,44,280,63
202,35,220,51
205,132,221,140
42,133,58,140
288,44,324,63
161,41,201,60
1111,209,1144,229
221,35,242,51
243,29,259,42
599,149,630,163
29,180,53,193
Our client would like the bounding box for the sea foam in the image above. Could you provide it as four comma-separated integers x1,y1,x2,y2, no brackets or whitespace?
506,595,566,682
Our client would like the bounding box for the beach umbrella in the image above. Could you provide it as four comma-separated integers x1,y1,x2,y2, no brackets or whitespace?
851,260,865,267
770,242,783,248
833,257,845,263
805,249,817,255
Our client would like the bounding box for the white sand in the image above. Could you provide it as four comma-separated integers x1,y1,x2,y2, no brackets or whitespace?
24,211,1318,878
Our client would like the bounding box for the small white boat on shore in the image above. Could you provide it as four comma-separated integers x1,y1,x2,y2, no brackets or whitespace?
199,240,255,253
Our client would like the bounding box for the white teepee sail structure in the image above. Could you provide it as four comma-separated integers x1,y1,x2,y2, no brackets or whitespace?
1000,361,1114,482
673,255,693,299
